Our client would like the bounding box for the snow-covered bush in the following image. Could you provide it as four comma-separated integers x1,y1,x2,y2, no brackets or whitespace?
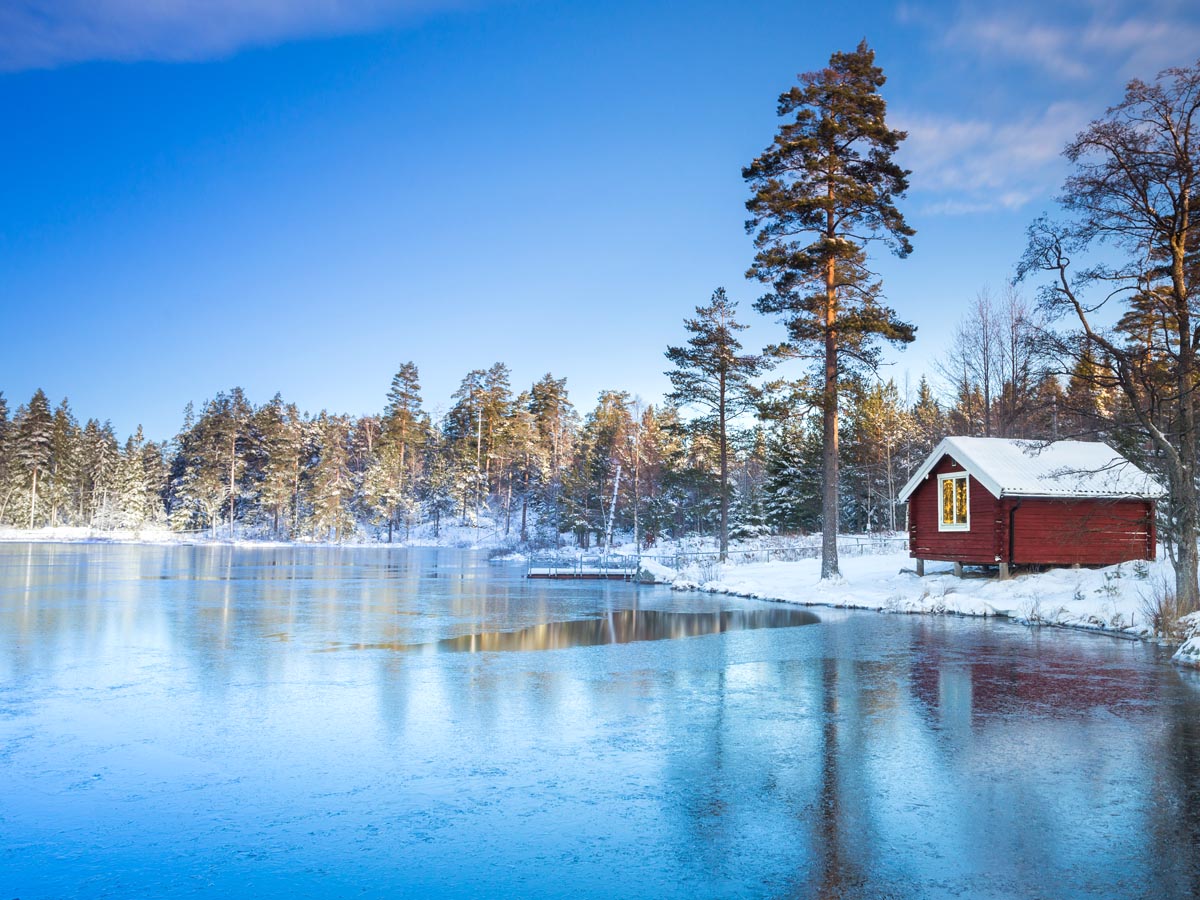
1139,575,1191,640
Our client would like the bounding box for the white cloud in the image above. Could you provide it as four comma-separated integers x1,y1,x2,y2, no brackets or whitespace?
931,1,1200,81
892,1,1200,215
895,102,1090,214
0,0,471,71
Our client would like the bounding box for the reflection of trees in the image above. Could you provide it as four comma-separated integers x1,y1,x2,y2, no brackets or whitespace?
1175,689,1200,898
415,608,818,653
811,655,861,899
0,543,177,680
685,640,733,879
1148,673,1200,898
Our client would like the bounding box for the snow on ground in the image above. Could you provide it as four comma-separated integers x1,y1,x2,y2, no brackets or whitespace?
0,525,186,544
642,550,1199,655
637,559,680,584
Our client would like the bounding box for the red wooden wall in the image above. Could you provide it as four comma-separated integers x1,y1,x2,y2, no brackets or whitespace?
907,453,1155,565
1009,498,1154,565
908,456,1002,564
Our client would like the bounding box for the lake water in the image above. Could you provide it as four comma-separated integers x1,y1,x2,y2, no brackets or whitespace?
2,543,1198,899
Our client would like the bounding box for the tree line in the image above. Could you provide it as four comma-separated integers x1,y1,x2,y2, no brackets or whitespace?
0,329,1112,549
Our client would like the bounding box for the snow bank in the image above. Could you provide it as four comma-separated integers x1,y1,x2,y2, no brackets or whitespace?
636,559,678,584
489,550,529,562
651,551,1189,642
1172,612,1200,669
0,525,185,544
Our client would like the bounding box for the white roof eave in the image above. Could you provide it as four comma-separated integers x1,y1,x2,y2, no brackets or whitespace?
997,487,1168,499
897,437,1167,503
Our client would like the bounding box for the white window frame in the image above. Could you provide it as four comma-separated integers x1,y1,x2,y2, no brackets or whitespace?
937,473,970,532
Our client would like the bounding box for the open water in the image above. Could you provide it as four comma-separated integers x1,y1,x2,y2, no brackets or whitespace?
1,543,1198,899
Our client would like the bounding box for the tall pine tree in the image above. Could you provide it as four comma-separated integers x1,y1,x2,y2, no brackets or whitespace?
17,389,54,528
664,288,767,558
744,41,915,578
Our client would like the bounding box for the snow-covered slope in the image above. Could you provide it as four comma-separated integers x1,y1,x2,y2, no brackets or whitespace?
647,551,1200,663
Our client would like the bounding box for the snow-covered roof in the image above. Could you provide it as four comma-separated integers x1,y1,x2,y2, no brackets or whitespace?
897,437,1167,502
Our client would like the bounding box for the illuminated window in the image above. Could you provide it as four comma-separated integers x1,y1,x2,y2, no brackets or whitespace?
938,473,969,531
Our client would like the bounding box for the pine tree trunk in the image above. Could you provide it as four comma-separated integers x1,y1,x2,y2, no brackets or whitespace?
1173,267,1200,610
886,440,896,533
229,435,236,540
521,459,529,543
28,467,38,529
821,221,840,579
475,404,483,521
718,371,728,562
633,430,640,554
553,479,561,548
1174,474,1199,610
399,438,407,520
504,471,512,536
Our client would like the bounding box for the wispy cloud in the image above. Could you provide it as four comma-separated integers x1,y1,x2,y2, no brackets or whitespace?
893,0,1200,214
926,1,1200,81
0,1,471,71
895,102,1090,214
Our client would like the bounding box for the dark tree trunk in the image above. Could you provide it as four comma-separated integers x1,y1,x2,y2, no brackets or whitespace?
1171,258,1199,610
821,225,840,580
718,372,728,561
229,436,236,540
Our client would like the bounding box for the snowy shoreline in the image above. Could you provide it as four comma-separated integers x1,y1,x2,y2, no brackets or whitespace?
640,551,1200,669
0,524,522,551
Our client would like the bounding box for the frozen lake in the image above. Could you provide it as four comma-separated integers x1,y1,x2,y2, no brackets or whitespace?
2,543,1199,899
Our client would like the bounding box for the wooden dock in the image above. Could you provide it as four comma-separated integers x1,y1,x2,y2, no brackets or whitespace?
526,556,639,581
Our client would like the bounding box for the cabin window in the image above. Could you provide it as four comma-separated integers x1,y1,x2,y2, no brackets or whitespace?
938,473,969,531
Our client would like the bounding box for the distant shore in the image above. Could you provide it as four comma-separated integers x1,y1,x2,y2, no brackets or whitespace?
0,524,522,551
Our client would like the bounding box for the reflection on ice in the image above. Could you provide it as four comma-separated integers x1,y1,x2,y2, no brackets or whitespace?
334,607,820,653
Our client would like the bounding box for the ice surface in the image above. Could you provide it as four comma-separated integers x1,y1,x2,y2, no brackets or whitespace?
1,544,1198,899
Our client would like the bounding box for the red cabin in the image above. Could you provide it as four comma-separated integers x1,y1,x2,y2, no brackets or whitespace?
898,437,1165,578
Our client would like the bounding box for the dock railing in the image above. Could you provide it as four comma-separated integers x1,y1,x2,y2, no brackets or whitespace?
526,553,641,580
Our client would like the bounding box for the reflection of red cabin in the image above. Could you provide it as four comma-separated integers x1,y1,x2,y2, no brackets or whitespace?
898,437,1165,577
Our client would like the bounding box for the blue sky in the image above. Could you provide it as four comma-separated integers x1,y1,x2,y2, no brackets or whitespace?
2,0,1198,439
